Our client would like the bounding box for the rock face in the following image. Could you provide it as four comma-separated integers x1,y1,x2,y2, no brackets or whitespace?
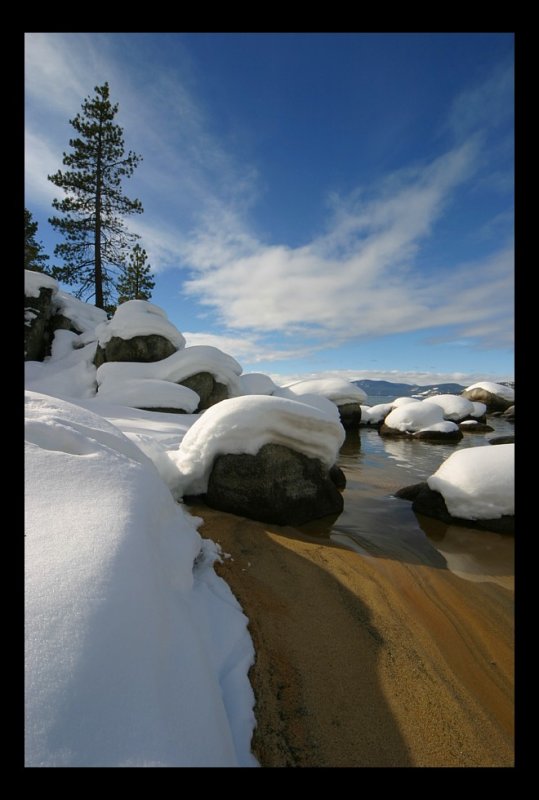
94,334,178,368
205,443,344,526
394,482,514,535
337,402,362,430
462,387,513,413
179,371,229,411
25,287,55,361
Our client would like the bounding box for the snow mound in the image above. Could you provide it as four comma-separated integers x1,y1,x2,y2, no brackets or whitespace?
25,391,256,767
97,345,243,395
284,377,367,405
422,394,474,421
171,395,346,497
25,269,58,298
96,300,186,349
95,379,200,413
465,382,514,402
237,372,278,396
384,401,444,433
470,401,487,418
415,421,459,434
55,290,108,333
427,444,514,520
391,397,417,408
25,332,98,399
360,403,393,425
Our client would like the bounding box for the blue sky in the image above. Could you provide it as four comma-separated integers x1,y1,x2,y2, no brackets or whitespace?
25,32,514,385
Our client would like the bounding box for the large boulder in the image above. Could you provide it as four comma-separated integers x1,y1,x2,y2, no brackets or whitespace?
379,403,462,441
179,371,229,411
462,382,514,413
281,378,366,430
25,286,55,361
336,402,362,430
205,443,343,526
94,334,178,367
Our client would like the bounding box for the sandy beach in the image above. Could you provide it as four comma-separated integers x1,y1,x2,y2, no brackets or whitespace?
192,505,514,768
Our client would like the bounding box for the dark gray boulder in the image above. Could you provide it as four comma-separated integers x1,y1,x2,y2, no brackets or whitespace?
459,422,495,433
395,481,514,535
337,402,362,430
413,428,463,442
489,435,515,445
205,443,344,525
94,334,178,367
25,286,55,361
179,371,229,411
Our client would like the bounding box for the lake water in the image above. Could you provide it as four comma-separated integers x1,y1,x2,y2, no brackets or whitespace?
297,400,515,589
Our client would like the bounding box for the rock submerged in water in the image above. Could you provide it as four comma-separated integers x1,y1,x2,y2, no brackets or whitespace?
394,482,514,535
205,443,344,526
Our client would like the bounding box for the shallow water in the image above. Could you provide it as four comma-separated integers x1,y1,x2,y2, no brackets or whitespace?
298,412,514,589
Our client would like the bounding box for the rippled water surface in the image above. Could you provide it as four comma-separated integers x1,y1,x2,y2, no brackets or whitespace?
298,409,514,588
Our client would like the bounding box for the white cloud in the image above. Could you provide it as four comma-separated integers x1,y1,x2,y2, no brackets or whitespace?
181,141,514,349
449,60,513,138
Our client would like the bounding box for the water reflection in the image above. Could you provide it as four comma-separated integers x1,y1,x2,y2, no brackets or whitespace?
415,513,514,589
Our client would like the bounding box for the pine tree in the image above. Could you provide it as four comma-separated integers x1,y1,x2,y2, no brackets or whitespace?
24,208,50,273
48,82,143,309
116,244,156,303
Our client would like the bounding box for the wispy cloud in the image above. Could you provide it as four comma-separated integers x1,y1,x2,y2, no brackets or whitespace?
267,368,514,389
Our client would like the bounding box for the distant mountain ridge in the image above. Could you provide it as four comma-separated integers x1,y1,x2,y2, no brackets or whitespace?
353,379,467,398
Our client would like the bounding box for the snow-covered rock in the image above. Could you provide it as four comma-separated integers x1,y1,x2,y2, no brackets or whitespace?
462,382,514,412
422,394,475,422
412,420,463,441
359,403,393,426
381,401,444,434
25,270,59,361
427,444,514,521
25,391,257,767
25,269,58,299
391,397,417,408
171,395,345,500
282,378,367,430
237,372,278,396
95,301,185,366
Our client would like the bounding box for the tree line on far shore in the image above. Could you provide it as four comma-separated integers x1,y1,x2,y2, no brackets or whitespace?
25,82,155,314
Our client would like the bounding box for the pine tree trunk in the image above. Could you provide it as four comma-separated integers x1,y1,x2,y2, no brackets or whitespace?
94,124,104,309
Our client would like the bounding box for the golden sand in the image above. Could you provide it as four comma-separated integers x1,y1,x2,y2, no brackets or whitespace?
192,506,514,768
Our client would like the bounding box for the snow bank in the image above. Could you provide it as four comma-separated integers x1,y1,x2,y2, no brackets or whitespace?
384,401,444,433
25,332,98,399
422,394,474,421
465,382,514,402
237,372,278,396
95,378,200,413
427,443,514,520
96,300,186,349
25,269,58,298
97,345,243,395
171,395,346,497
55,290,108,333
284,377,367,405
25,391,256,767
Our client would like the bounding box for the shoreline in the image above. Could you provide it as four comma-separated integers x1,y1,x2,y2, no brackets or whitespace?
193,506,514,767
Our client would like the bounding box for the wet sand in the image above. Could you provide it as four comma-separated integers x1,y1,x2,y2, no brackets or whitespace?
192,506,514,768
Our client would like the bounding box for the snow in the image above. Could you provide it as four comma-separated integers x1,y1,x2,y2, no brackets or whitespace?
460,420,479,427
360,403,393,425
171,395,346,497
55,290,108,333
470,401,487,418
25,269,58,298
95,300,186,350
283,377,367,405
95,378,200,413
415,421,460,434
422,394,474,421
25,391,257,767
391,397,417,407
427,443,514,520
237,372,278,396
383,401,444,433
465,382,514,402
25,333,98,399
97,346,242,395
